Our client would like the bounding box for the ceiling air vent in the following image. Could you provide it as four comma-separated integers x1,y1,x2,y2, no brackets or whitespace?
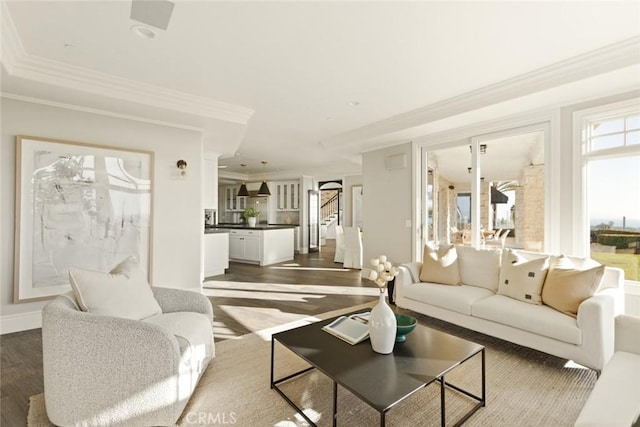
130,0,175,31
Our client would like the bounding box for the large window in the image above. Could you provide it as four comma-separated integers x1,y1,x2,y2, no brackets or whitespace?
422,127,546,251
583,108,640,282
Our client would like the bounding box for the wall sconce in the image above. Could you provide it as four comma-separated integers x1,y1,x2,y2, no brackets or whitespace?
177,160,187,177
468,167,472,174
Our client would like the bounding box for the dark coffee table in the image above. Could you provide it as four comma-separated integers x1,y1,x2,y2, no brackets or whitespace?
270,313,485,426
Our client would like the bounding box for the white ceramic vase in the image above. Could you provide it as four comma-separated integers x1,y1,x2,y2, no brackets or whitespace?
369,291,397,354
247,217,257,227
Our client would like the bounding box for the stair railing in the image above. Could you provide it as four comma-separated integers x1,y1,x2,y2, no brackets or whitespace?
321,193,339,223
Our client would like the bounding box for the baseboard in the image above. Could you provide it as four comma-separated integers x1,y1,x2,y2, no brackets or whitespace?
0,311,42,335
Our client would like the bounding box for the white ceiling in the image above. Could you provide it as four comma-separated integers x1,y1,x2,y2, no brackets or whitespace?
431,131,544,185
2,1,640,180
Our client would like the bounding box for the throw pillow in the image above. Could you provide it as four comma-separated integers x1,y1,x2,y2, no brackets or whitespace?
542,256,605,317
69,256,162,320
419,244,460,286
456,245,501,292
498,249,550,304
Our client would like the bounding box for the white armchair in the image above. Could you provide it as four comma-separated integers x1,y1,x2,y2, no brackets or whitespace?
574,314,640,426
42,287,215,426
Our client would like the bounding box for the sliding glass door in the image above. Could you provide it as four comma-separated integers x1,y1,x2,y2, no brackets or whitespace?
420,124,548,252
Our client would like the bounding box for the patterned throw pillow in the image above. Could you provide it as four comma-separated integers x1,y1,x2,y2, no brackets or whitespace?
542,255,605,317
419,244,460,286
498,249,550,304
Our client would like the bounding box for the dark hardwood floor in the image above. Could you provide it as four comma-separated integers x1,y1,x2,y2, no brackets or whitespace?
204,239,377,340
0,239,375,425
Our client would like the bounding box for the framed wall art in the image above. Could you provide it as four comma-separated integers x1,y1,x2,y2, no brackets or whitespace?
14,136,154,303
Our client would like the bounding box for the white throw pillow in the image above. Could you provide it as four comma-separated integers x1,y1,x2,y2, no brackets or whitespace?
498,249,550,305
456,245,501,292
69,256,162,320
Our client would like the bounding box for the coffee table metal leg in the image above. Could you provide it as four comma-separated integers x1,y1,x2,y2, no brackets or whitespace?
440,374,446,427
332,380,338,427
380,410,386,427
481,348,486,407
270,337,275,389
271,337,322,427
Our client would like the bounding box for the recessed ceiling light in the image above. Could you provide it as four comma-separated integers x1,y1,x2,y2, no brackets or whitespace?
348,100,360,107
131,25,156,39
218,165,228,169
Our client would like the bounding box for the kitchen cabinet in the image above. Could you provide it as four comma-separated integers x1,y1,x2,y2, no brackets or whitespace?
274,181,300,211
225,186,247,211
229,230,259,261
203,231,229,277
224,227,294,266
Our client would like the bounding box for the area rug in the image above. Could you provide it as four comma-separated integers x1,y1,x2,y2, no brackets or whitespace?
28,304,596,426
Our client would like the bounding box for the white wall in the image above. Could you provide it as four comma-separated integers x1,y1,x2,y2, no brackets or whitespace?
362,143,413,267
1,97,205,333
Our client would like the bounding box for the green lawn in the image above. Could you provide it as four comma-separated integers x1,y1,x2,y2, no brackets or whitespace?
591,252,640,281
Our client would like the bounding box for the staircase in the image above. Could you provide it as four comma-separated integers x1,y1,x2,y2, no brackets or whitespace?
320,191,340,240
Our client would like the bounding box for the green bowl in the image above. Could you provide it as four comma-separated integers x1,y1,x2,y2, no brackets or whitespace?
395,313,417,342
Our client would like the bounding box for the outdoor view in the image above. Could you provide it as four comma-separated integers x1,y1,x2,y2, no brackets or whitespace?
586,112,640,282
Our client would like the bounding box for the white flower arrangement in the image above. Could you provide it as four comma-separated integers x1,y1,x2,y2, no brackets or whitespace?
367,255,399,293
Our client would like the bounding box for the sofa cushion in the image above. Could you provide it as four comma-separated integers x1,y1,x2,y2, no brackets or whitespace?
574,351,640,427
69,256,162,321
419,245,460,286
456,246,501,291
472,295,581,345
144,311,215,374
404,282,494,315
498,249,550,305
542,256,605,317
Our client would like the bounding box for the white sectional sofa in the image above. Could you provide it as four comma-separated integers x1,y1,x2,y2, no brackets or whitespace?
574,314,640,426
395,245,625,371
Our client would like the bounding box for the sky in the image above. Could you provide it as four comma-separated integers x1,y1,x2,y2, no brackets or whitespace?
588,155,640,228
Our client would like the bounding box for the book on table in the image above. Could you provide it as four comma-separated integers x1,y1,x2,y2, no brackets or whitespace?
322,312,371,345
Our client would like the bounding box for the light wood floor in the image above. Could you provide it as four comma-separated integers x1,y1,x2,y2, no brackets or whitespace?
0,239,375,425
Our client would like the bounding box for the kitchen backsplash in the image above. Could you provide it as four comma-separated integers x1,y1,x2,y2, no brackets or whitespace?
273,211,299,225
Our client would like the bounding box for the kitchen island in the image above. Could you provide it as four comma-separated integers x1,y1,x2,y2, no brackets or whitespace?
214,224,296,266
204,227,229,277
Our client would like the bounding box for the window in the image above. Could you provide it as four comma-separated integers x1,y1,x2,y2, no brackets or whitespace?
582,107,640,283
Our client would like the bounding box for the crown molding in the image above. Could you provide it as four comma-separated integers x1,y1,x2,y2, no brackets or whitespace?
1,92,205,133
1,3,254,125
322,36,640,149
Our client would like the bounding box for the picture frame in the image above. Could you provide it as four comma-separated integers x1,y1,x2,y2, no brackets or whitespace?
14,136,154,303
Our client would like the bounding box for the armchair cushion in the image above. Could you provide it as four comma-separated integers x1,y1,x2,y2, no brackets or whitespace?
69,256,162,321
144,311,215,372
